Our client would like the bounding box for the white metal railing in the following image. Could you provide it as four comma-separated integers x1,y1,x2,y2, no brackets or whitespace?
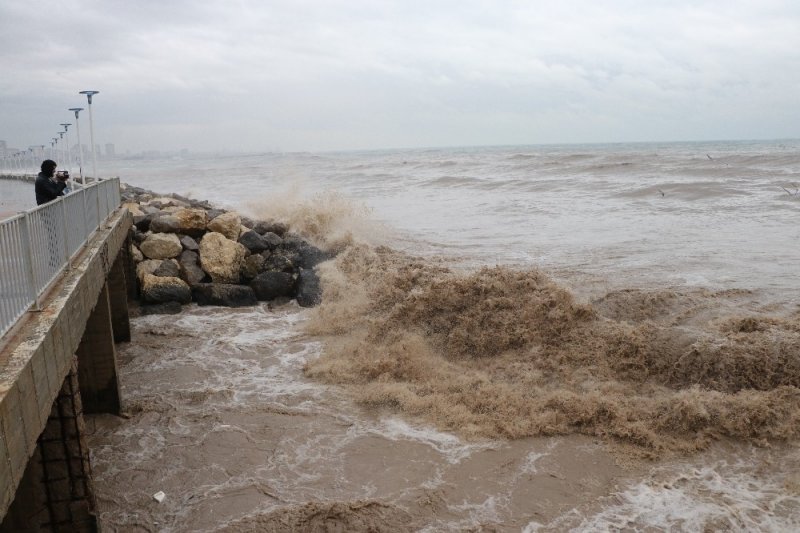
0,178,121,338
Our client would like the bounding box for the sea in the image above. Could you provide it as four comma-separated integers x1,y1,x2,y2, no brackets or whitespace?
8,139,800,531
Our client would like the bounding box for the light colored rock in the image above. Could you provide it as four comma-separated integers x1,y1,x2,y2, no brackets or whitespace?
141,273,191,304
123,202,144,216
199,232,247,283
130,243,144,263
136,259,163,283
140,233,183,260
207,211,241,241
173,208,209,238
161,205,183,213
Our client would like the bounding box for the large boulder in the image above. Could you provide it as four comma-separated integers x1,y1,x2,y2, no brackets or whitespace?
178,250,206,285
207,212,241,241
207,209,226,220
140,233,183,260
191,283,258,307
149,215,181,234
172,208,209,238
296,269,323,307
130,243,144,263
147,196,189,209
153,259,180,278
180,235,199,251
280,236,333,269
136,259,163,283
296,243,333,269
133,213,157,232
262,252,294,273
253,220,289,237
238,230,272,254
141,274,191,304
250,271,295,301
241,253,265,282
199,232,247,284
261,232,282,249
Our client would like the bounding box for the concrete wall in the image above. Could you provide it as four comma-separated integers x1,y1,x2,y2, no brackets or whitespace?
0,207,132,528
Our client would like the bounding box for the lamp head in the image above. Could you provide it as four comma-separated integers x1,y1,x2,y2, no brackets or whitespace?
79,90,99,104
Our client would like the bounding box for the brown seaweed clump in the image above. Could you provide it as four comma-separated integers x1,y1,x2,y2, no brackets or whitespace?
304,245,800,456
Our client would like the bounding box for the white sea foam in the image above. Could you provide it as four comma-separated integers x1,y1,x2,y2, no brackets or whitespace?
539,459,800,532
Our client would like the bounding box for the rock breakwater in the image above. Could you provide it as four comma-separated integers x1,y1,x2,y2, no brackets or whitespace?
121,184,332,313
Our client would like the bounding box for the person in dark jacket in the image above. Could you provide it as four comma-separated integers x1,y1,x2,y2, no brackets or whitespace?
35,159,68,205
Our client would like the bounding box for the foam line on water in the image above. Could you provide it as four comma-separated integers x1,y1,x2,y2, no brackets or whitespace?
364,417,499,464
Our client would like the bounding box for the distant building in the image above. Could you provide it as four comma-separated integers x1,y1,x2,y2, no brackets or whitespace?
0,140,6,156
105,143,115,157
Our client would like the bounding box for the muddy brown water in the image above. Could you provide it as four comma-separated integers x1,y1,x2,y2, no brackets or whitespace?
87,303,800,532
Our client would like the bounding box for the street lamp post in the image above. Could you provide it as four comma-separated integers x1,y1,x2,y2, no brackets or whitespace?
79,91,99,181
69,108,85,184
60,123,72,174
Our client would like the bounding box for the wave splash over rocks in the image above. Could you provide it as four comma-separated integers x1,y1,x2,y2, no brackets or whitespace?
305,244,800,456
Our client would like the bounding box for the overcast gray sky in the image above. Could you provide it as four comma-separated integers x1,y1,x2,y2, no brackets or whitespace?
1,0,799,153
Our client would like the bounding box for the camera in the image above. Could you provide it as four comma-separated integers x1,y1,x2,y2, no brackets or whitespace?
56,170,70,180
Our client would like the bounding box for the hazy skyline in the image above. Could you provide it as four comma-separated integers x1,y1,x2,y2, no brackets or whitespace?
2,0,799,153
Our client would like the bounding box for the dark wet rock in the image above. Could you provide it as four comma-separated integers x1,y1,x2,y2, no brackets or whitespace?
140,301,183,315
153,259,180,278
263,252,295,273
207,209,226,220
170,193,204,207
141,274,192,304
241,216,255,229
253,220,289,237
192,283,258,307
281,235,307,250
296,269,322,307
149,215,181,234
238,230,271,253
250,271,295,301
295,244,333,269
133,230,148,243
278,236,332,268
180,235,199,251
241,254,265,282
261,232,282,249
179,250,206,285
134,213,157,232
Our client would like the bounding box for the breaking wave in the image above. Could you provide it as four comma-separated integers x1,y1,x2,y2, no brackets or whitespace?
304,244,800,456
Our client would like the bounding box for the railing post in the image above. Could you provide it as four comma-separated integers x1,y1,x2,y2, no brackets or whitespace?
96,182,102,228
81,185,89,244
19,212,41,311
60,196,71,269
